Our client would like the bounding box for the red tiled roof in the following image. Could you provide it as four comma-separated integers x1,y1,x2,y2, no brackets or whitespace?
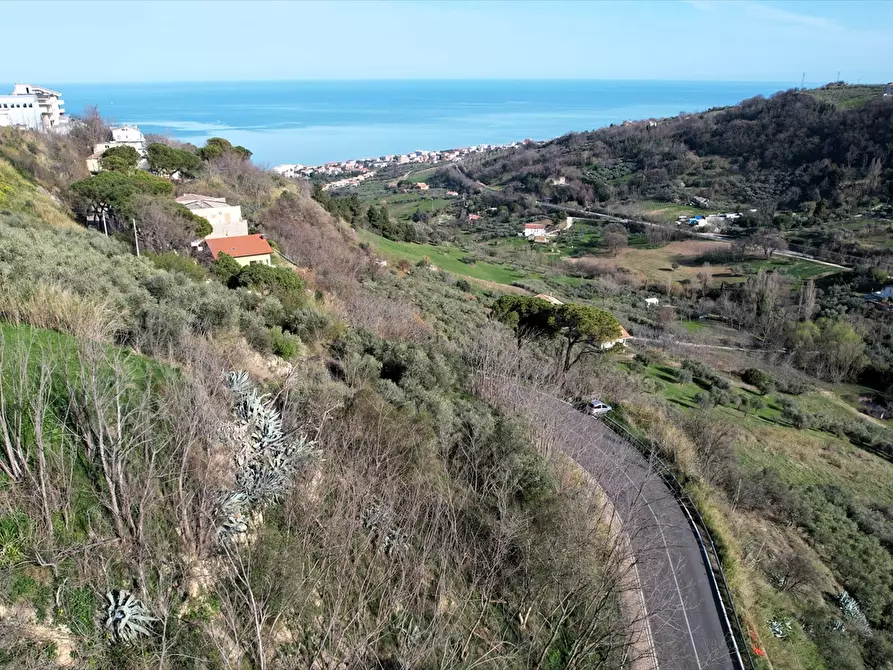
525,222,547,229
206,234,272,259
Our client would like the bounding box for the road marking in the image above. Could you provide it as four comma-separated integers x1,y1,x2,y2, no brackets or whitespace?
562,414,704,669
480,380,722,668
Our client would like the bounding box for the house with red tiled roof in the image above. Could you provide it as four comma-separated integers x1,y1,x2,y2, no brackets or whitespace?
206,234,273,267
523,220,558,239
600,325,633,350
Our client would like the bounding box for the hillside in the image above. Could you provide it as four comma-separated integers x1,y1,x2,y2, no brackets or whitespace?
1,94,893,670
443,85,893,265
0,120,650,669
312,84,893,670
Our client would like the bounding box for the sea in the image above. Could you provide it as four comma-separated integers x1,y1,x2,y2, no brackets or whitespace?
57,80,797,166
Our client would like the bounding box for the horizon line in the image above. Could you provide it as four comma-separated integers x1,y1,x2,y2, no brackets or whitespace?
12,77,851,87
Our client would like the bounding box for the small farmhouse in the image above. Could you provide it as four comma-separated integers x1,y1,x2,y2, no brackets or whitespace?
176,194,249,239
524,222,547,238
206,234,273,267
600,325,633,350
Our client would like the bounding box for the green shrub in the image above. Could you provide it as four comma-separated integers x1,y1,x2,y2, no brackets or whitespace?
694,391,714,408
146,252,207,281
211,252,242,284
742,367,776,394
271,327,302,360
0,511,30,566
456,279,472,293
634,350,660,366
776,377,810,395
709,388,733,406
627,359,646,374
676,368,693,384
682,359,731,389
285,308,342,344
59,586,96,635
239,312,273,352
233,263,306,310
99,145,140,172
712,376,732,391
780,399,811,429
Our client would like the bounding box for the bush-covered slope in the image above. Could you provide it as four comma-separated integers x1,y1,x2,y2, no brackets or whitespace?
0,123,640,669
460,87,893,217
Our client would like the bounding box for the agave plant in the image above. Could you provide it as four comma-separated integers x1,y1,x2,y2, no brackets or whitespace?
837,590,872,637
767,617,792,639
215,371,319,542
361,502,409,558
216,491,250,541
104,590,157,644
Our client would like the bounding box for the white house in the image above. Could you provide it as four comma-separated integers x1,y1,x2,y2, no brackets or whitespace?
86,125,148,172
176,193,248,239
600,325,633,350
644,297,660,307
524,222,550,238
0,84,68,131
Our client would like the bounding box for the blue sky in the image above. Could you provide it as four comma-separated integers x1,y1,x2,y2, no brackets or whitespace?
2,0,891,84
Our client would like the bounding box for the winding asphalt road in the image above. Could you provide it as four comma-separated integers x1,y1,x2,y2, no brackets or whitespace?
487,382,741,670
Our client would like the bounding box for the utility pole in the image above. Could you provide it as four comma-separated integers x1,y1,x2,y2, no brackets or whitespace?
800,72,805,90
101,209,108,236
132,218,140,257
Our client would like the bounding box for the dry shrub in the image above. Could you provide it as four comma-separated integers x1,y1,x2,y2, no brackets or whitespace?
335,291,431,343
564,257,645,289
567,257,618,278
0,281,122,342
259,191,371,293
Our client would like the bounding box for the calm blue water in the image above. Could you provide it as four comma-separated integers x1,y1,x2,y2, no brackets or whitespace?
57,80,795,165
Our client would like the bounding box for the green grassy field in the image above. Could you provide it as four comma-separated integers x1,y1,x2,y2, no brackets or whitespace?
805,84,886,110
387,196,452,221
358,229,531,284
678,320,708,333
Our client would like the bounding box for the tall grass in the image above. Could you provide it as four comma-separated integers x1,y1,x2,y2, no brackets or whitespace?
0,281,122,342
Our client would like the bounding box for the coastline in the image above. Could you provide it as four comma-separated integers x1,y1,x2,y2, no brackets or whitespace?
57,79,799,165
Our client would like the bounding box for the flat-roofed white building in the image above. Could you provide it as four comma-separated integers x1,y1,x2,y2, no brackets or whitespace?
176,193,248,239
7,84,68,130
86,125,148,172
0,94,41,129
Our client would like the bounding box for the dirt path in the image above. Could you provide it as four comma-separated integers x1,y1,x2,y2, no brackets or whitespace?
0,603,75,666
820,390,888,428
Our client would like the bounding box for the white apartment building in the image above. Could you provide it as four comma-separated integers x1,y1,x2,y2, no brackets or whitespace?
176,194,249,239
0,94,41,129
0,84,69,130
86,125,148,172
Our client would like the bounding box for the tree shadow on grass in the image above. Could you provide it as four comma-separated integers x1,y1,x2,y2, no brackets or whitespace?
651,365,677,383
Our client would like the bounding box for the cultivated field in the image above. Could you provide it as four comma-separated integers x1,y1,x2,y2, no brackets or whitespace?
569,240,834,287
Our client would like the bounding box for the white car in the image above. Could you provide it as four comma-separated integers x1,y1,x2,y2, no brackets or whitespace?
573,398,613,416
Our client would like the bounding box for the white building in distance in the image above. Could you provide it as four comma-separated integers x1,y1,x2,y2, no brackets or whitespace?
87,125,148,172
176,193,249,239
0,83,69,130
